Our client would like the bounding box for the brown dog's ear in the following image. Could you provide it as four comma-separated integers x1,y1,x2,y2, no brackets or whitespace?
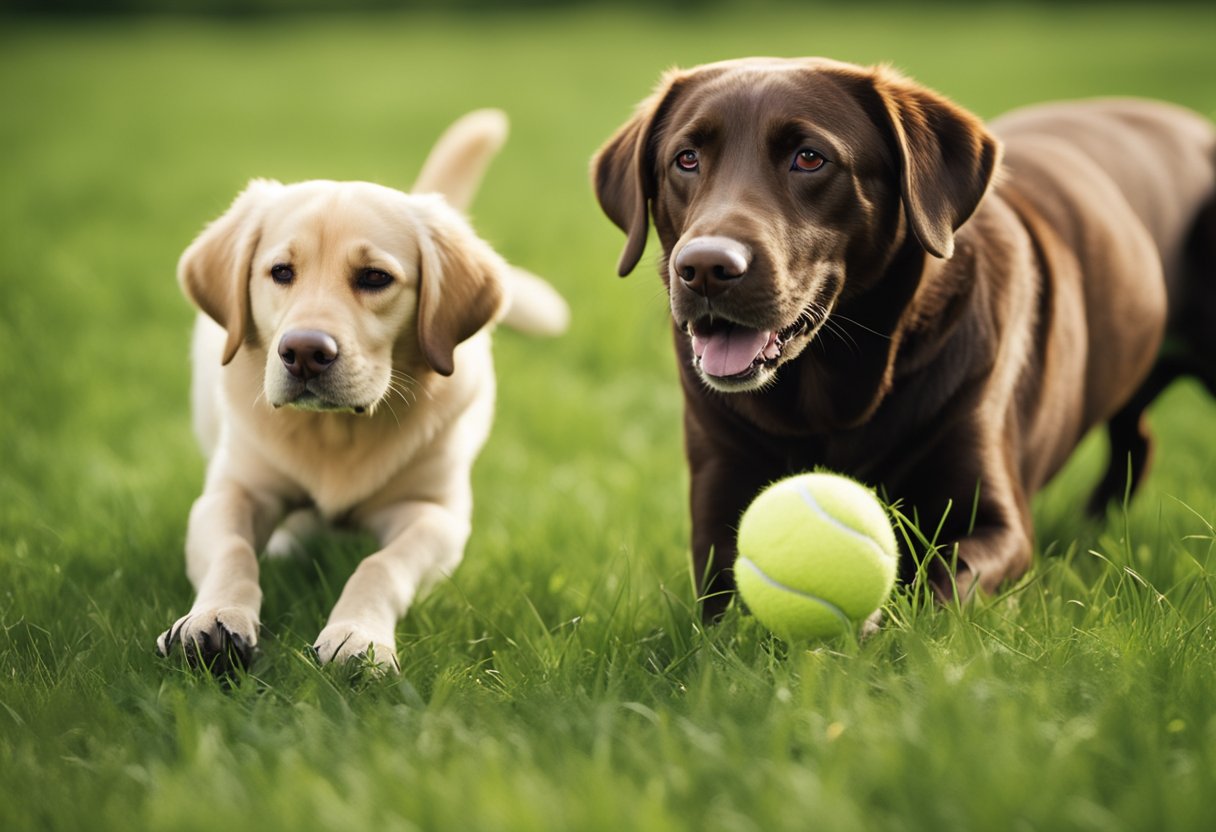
177,179,281,364
415,199,506,377
591,71,687,277
869,67,1002,259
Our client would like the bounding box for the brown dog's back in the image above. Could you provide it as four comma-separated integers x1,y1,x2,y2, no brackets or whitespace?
993,99,1215,308
988,100,1216,505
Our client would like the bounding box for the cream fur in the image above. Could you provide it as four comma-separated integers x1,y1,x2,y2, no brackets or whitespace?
158,112,567,672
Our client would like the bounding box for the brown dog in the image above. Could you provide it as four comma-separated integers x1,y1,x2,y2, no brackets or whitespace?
593,58,1216,616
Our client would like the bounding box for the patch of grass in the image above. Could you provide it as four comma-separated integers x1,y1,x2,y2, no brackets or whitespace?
2,5,1216,831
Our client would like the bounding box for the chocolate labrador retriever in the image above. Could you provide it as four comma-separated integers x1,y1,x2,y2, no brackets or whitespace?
593,58,1216,616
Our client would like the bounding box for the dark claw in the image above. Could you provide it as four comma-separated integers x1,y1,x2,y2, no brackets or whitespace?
158,617,256,678
225,626,249,657
323,632,356,666
336,633,354,654
208,624,254,677
184,629,211,665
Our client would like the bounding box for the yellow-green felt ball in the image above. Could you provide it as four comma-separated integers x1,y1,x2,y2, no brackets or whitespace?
735,472,899,640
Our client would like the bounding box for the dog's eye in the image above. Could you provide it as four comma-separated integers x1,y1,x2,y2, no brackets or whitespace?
674,150,700,172
791,149,826,173
356,269,394,290
270,264,295,285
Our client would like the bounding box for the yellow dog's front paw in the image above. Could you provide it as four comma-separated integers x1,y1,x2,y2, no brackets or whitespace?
157,607,259,675
312,622,398,674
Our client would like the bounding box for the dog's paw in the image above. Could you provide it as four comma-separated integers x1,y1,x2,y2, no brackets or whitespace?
859,608,885,640
157,607,259,675
265,508,323,560
312,622,399,674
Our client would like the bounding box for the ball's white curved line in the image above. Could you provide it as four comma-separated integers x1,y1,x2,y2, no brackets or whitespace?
736,556,851,627
793,479,895,562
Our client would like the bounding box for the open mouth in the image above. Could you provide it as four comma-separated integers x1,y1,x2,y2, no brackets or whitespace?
689,310,818,382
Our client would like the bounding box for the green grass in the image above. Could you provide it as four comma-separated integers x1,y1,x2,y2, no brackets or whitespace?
3,4,1216,830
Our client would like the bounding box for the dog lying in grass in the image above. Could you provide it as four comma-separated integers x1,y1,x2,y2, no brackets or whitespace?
593,58,1216,617
159,110,569,673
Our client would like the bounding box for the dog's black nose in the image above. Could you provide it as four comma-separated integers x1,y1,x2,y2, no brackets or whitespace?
674,237,751,298
279,330,339,379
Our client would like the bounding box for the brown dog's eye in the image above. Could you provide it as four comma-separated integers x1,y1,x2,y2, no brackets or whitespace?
791,149,826,172
356,268,394,291
675,150,700,172
270,264,294,285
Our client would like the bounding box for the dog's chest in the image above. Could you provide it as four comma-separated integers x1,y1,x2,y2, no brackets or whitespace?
231,401,450,518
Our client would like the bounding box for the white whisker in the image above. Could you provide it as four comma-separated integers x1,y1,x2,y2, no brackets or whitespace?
389,368,432,402
831,312,891,341
393,380,416,408
385,372,419,409
381,395,402,427
822,317,860,355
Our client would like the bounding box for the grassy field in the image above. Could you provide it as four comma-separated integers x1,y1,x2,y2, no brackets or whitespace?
2,4,1216,830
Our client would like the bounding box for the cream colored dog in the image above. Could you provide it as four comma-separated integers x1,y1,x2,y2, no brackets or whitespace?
157,111,568,673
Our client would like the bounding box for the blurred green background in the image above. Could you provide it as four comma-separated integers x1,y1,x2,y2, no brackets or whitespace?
2,3,1215,831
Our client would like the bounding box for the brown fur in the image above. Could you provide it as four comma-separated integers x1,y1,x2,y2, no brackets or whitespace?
593,58,1216,616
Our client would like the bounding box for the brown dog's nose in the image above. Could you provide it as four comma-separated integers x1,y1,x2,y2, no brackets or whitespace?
674,236,751,297
279,330,339,379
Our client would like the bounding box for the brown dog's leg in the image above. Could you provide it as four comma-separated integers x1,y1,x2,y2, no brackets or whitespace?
1087,359,1184,516
937,515,1033,601
685,416,783,622
917,465,1034,601
1181,192,1216,398
893,425,1035,600
1089,190,1216,515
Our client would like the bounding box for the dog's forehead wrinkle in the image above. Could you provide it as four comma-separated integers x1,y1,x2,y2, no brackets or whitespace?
262,198,421,284
675,70,866,169
349,240,408,276
675,115,719,148
260,241,297,268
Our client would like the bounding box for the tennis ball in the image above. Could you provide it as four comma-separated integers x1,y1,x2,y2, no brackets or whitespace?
735,472,899,640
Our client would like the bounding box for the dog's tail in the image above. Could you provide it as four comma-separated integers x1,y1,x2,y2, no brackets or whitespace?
500,266,570,336
412,108,509,213
415,109,570,337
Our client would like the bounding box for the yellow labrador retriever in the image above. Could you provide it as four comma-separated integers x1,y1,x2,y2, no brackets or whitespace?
158,111,568,673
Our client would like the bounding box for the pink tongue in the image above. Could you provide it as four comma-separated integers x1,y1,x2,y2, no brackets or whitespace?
694,327,773,377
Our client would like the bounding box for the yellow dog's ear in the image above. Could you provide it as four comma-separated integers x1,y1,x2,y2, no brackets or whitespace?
865,66,1002,260
177,179,282,365
414,198,506,377
591,69,690,277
